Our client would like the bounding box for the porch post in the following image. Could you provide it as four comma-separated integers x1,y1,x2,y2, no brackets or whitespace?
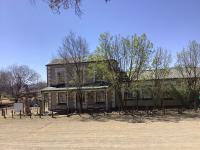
74,91,77,110
122,88,125,103
85,91,87,108
49,93,52,110
56,92,58,104
112,90,115,108
66,91,69,109
42,93,45,113
105,89,108,111
95,91,97,103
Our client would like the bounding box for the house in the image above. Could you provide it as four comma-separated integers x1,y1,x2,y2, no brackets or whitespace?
41,59,117,112
122,68,195,108
41,59,198,113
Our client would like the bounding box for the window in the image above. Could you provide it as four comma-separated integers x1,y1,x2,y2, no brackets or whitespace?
87,91,95,104
96,91,105,103
58,92,66,104
55,68,65,84
44,93,49,102
124,91,136,101
76,92,86,103
57,71,65,84
142,88,152,100
68,92,74,101
95,72,104,81
175,80,181,86
163,91,173,100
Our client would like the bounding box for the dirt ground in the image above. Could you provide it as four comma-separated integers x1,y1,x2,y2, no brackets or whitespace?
1,111,200,150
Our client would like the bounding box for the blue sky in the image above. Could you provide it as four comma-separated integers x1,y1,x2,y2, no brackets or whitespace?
1,0,200,81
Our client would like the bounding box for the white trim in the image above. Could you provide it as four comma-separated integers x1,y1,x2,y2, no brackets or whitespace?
41,86,109,92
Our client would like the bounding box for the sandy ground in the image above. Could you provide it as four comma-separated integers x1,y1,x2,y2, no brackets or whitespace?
1,111,200,150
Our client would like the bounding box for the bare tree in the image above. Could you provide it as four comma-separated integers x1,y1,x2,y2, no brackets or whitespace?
47,0,82,15
151,47,171,111
176,40,200,110
0,70,13,97
9,65,40,101
58,32,89,112
31,0,110,16
29,81,47,93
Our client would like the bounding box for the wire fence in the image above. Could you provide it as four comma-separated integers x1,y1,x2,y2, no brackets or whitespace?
0,106,42,119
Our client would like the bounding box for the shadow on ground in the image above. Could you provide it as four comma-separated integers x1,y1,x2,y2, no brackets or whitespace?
75,109,200,124
2,108,200,124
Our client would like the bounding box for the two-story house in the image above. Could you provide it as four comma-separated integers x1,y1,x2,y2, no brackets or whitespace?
41,59,116,112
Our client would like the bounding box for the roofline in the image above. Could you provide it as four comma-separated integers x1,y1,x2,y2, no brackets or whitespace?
122,76,200,83
46,59,118,66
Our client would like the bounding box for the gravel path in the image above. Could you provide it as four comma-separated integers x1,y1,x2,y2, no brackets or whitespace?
0,113,200,150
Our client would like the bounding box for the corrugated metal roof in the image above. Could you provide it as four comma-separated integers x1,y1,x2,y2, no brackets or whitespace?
140,68,200,80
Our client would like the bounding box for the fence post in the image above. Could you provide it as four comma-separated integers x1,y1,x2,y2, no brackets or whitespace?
30,111,32,118
37,107,39,115
3,109,6,119
39,107,42,118
51,110,54,118
12,110,14,118
162,107,166,115
20,110,22,119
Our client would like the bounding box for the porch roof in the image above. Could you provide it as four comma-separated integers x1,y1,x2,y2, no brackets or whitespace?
41,85,109,92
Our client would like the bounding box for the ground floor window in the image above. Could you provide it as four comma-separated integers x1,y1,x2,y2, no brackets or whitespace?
87,91,95,104
44,93,49,102
96,91,105,103
68,91,74,101
76,92,86,103
163,91,173,100
124,91,136,101
141,87,153,100
58,92,66,104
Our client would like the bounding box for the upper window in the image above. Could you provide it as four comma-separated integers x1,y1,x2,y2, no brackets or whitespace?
57,72,65,83
55,68,65,84
95,72,104,81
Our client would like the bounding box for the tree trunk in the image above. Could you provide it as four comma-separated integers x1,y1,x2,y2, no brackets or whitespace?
115,87,123,113
161,98,165,115
194,98,198,112
136,90,140,111
76,91,83,113
190,91,198,111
